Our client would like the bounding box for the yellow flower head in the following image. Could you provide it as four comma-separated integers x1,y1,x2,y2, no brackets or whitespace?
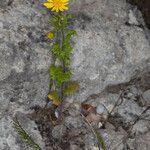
47,32,54,39
43,0,69,12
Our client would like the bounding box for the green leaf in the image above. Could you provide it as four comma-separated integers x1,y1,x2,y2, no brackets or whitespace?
51,43,71,65
50,14,72,30
61,30,77,65
65,29,77,42
62,42,72,65
50,15,60,30
49,65,71,85
48,91,61,106
51,43,62,58
95,131,106,150
64,82,79,96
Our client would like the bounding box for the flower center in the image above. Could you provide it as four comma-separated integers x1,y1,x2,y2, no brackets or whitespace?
53,0,63,8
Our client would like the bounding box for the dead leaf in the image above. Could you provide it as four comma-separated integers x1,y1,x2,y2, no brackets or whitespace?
48,91,61,106
64,82,80,96
86,112,101,123
81,103,95,116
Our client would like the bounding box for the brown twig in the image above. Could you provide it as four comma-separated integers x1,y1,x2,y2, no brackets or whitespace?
132,106,150,126
109,91,124,115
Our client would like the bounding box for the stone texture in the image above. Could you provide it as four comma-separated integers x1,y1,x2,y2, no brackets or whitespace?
52,125,67,139
15,112,46,149
64,116,83,129
100,126,127,150
128,9,139,25
127,132,150,150
143,90,150,105
0,0,150,149
128,0,150,29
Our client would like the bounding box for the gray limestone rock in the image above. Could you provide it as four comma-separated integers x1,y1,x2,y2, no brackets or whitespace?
52,125,67,140
143,90,150,105
0,0,150,149
128,9,139,25
127,132,150,150
15,112,46,150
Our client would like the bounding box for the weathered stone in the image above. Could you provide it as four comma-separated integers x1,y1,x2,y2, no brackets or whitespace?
70,144,81,150
0,84,14,115
127,132,150,150
68,102,81,117
0,0,150,149
143,90,150,105
117,100,144,121
132,120,149,135
15,112,46,149
128,10,139,25
0,116,27,150
96,104,108,119
128,0,150,29
84,133,98,150
52,125,67,140
65,116,83,129
100,126,128,150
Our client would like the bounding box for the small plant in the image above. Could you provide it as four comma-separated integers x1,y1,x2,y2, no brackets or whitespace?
13,118,41,150
43,0,79,107
13,1,79,149
13,1,106,149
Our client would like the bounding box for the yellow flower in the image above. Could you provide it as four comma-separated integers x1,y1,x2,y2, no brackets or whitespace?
47,32,54,39
43,0,69,12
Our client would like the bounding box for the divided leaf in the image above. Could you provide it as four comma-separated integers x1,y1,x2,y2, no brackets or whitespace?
49,65,71,85
51,43,62,59
51,42,72,66
51,30,76,66
65,29,77,42
62,41,72,65
64,82,79,96
50,15,62,30
48,91,61,106
50,14,72,30
62,29,77,65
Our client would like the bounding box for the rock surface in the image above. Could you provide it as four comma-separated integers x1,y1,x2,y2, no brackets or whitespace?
0,0,150,150
128,0,150,29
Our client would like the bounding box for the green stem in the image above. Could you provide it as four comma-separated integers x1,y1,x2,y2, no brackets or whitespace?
45,29,59,108
61,28,67,73
58,13,68,100
48,30,59,93
60,25,65,99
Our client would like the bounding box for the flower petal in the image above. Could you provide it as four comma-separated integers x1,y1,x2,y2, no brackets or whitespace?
64,2,69,5
51,7,56,11
43,2,53,8
59,7,64,11
62,0,69,2
43,0,69,12
56,7,59,12
61,5,68,10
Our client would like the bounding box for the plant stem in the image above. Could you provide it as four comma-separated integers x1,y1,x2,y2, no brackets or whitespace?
59,14,67,100
45,30,59,108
